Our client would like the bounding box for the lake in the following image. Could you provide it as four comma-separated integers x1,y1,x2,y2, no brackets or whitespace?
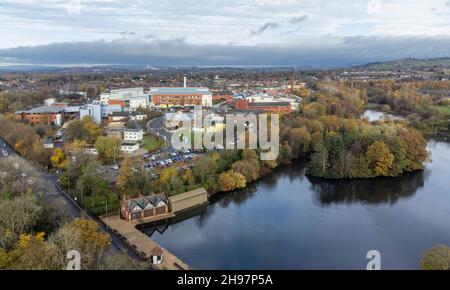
140,112,450,270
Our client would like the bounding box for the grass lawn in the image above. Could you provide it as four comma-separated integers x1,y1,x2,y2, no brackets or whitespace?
431,105,450,116
365,103,383,110
141,134,164,151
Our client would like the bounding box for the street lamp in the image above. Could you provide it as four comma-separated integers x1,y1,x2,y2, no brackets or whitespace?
101,201,109,230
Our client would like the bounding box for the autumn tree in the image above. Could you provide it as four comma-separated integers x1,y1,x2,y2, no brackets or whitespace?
0,195,41,250
4,233,58,270
117,157,151,196
193,156,217,184
49,219,110,270
95,136,121,162
366,141,395,176
421,245,450,270
218,172,236,192
50,148,66,171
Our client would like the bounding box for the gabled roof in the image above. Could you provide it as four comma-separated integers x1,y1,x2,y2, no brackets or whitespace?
126,194,168,212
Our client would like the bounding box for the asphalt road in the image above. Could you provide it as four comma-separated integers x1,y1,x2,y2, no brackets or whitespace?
147,116,176,153
0,138,16,159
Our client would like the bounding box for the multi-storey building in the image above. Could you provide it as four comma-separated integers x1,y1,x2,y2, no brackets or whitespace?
150,87,213,107
234,99,292,114
100,87,150,109
15,106,65,126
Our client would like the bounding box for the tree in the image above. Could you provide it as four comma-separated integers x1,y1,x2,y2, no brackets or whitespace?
308,145,329,177
193,157,216,184
0,195,41,250
66,116,102,144
97,253,149,270
0,156,48,198
182,169,195,186
65,139,88,153
290,127,311,158
4,233,59,270
421,245,450,270
50,148,66,170
95,136,121,162
229,171,246,189
366,141,395,176
218,172,235,192
232,158,260,183
117,157,151,196
400,128,428,172
49,219,110,270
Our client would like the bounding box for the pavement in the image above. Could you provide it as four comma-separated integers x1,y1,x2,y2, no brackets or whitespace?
102,215,191,270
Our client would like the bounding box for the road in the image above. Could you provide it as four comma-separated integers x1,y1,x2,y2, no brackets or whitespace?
0,138,16,159
147,116,176,154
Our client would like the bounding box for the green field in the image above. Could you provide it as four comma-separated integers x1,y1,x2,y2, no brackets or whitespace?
141,134,164,151
431,105,450,116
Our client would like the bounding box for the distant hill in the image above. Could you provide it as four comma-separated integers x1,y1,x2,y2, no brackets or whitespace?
357,57,450,71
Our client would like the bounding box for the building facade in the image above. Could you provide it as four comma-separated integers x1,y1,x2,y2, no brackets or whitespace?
15,106,65,126
80,102,102,124
120,142,140,153
234,99,291,114
151,87,213,107
123,129,144,142
101,87,150,109
121,194,169,221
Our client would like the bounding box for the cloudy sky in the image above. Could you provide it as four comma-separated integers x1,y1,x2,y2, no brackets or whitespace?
1,0,450,67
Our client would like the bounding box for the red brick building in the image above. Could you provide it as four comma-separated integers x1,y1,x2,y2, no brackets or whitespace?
108,99,127,108
121,193,169,221
15,106,65,126
212,92,233,104
234,99,291,114
150,87,213,107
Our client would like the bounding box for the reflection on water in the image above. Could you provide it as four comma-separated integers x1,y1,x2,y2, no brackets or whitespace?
140,140,450,270
308,170,427,206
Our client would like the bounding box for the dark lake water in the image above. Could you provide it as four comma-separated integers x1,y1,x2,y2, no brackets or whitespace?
140,111,450,269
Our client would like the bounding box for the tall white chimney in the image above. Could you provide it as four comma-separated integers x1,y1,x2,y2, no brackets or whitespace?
183,77,187,88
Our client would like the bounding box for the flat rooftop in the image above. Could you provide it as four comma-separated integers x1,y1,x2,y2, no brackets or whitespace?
150,87,211,95
16,106,65,114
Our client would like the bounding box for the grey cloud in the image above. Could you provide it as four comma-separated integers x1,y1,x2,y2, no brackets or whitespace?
2,36,450,67
120,31,136,36
250,22,280,36
290,15,308,24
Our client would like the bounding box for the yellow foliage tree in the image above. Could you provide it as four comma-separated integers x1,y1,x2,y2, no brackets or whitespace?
366,141,395,176
50,148,66,170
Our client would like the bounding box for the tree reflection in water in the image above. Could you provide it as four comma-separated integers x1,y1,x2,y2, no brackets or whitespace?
307,169,428,206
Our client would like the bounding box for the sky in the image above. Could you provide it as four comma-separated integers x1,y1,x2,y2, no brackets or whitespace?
1,0,450,67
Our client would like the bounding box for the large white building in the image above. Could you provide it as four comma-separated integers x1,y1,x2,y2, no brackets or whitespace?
246,93,300,111
80,102,102,124
101,87,150,109
80,102,123,124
